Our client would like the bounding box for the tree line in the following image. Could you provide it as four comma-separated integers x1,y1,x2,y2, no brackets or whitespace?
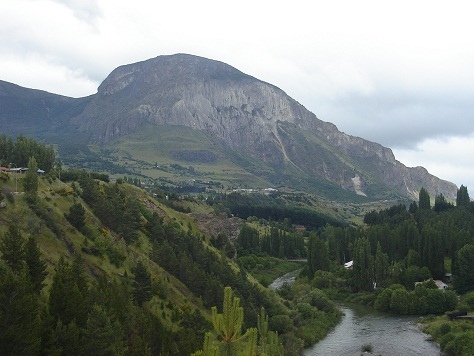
305,185,474,313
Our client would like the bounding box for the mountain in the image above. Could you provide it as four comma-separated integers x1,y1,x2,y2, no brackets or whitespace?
0,54,457,201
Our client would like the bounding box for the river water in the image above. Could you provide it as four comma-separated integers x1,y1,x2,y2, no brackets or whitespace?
270,270,442,355
304,303,442,356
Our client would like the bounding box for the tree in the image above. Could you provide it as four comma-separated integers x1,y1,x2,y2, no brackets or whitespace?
456,185,470,207
132,260,153,306
81,304,125,355
454,244,474,293
419,187,431,210
49,256,89,327
24,236,47,294
65,201,86,231
0,224,25,273
0,267,41,355
22,156,39,200
193,287,257,356
353,237,374,292
434,193,454,212
307,233,330,277
374,242,389,287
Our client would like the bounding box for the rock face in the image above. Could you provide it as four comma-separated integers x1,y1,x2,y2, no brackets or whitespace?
0,54,458,201
71,54,456,200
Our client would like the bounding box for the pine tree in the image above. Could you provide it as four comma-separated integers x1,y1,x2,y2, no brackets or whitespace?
132,260,153,306
0,267,41,355
65,201,86,231
0,223,25,273
24,236,47,293
81,304,125,355
49,256,89,327
193,287,258,356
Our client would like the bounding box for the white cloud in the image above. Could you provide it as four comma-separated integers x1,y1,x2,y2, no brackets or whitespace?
394,135,474,190
2,0,474,187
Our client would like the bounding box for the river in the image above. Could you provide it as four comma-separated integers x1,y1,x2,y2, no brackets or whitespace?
270,270,442,355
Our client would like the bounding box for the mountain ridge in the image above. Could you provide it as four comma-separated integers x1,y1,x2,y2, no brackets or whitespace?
0,53,457,201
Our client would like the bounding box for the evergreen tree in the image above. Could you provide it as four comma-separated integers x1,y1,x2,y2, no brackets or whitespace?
419,187,431,210
0,267,41,355
0,224,25,273
456,185,470,207
132,260,153,306
82,304,125,355
49,256,89,327
24,236,47,294
65,201,86,231
193,287,258,356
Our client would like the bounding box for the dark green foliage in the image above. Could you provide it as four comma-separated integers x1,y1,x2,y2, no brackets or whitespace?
78,179,142,243
132,260,153,306
65,201,86,231
0,224,25,273
434,193,454,212
49,255,89,327
81,304,125,355
24,236,47,293
454,244,474,293
457,185,470,207
374,284,458,315
353,237,374,292
0,134,55,171
307,233,329,277
0,267,41,355
211,192,345,229
419,187,431,210
22,156,39,201
374,242,389,287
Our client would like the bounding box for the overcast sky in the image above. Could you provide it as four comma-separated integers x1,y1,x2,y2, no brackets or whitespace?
2,0,474,192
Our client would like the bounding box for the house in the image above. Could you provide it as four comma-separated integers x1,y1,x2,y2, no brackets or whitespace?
414,279,448,290
293,224,306,232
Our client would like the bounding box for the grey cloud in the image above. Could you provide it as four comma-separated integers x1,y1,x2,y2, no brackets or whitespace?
52,0,102,23
320,90,474,149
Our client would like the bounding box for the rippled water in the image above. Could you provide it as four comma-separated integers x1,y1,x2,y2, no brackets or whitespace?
304,303,443,356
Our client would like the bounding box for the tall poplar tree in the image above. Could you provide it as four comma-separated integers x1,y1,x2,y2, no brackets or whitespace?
418,187,431,210
22,156,39,201
353,237,374,292
456,185,470,207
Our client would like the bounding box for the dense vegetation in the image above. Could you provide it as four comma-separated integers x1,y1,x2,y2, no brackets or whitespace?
303,185,474,354
0,136,344,355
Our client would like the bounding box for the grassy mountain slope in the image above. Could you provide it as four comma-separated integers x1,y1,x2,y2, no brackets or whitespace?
0,171,343,354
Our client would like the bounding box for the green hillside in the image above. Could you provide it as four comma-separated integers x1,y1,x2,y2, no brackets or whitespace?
0,164,341,355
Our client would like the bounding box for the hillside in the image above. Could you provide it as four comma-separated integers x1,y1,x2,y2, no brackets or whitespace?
0,168,342,355
0,54,457,202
